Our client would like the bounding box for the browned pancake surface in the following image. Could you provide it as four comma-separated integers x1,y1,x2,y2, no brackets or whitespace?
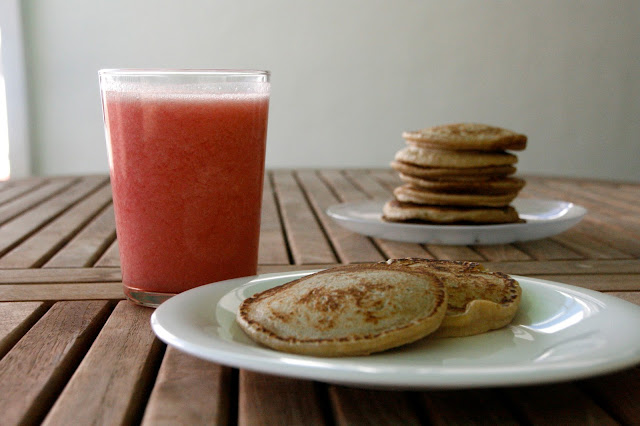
380,258,522,337
236,264,448,356
402,123,527,151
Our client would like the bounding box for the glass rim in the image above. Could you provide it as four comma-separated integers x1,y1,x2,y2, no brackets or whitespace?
98,68,270,77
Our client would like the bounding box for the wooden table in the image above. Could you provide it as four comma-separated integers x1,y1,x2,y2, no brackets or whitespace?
0,170,638,425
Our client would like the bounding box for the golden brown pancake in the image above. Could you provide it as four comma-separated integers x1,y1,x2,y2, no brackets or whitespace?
382,199,523,224
395,146,518,169
402,123,527,152
398,173,526,195
236,264,447,356
394,184,518,207
381,258,522,337
390,160,517,180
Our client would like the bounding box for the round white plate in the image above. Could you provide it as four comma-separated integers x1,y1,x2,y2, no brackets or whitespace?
151,270,640,390
325,198,587,245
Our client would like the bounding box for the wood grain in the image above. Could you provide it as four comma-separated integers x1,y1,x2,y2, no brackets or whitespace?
142,346,232,425
0,301,47,359
0,185,113,268
503,383,618,425
0,301,111,425
0,176,107,256
297,170,384,263
0,177,75,225
43,202,116,268
272,170,336,264
43,301,163,425
0,267,121,283
329,386,423,425
0,282,125,302
258,172,290,265
421,389,519,425
94,239,120,267
239,371,327,426
580,368,640,425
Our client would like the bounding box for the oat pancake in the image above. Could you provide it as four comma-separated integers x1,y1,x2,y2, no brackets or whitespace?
402,123,527,152
382,199,522,224
381,258,522,337
391,160,517,180
236,264,447,357
398,174,525,194
394,184,518,207
395,146,518,169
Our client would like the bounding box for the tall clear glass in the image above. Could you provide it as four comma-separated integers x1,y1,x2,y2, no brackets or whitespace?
99,69,270,307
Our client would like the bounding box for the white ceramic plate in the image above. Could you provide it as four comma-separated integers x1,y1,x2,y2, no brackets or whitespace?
325,198,587,245
151,270,640,390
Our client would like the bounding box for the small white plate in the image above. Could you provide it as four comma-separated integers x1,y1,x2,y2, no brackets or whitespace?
151,270,640,390
326,198,587,245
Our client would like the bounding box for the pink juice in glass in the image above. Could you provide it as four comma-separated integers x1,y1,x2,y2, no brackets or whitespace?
100,71,270,306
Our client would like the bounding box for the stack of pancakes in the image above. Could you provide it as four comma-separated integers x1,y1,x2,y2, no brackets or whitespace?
383,123,527,224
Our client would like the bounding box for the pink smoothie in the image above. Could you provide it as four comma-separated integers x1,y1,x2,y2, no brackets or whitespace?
103,90,269,294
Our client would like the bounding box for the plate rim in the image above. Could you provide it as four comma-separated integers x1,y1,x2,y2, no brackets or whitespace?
151,270,640,390
325,197,587,245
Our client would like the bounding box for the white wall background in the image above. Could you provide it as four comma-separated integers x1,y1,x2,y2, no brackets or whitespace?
17,0,640,181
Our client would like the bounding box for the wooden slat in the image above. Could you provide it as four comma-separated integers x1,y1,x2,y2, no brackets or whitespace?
0,177,46,206
272,171,336,264
375,240,434,260
425,244,485,261
0,283,125,302
320,169,429,260
329,386,423,425
44,301,163,425
421,389,519,425
503,383,618,425
258,172,290,265
142,347,232,425
259,259,640,277
0,177,76,225
483,259,640,276
343,169,393,200
0,300,111,425
473,244,532,262
605,291,640,305
238,371,326,426
94,239,120,267
0,267,121,283
513,238,584,260
297,170,384,263
522,181,640,257
368,169,403,192
0,176,108,257
0,301,47,359
549,229,632,259
552,180,640,217
534,274,640,291
579,368,640,425
44,203,116,268
0,185,113,268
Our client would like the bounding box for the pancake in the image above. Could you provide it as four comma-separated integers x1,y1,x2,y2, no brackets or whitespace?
394,184,518,207
236,264,447,357
398,173,526,194
402,123,527,152
395,146,518,169
390,160,517,180
382,199,523,224
381,258,522,337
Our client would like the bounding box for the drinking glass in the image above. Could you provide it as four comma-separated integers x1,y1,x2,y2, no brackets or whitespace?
99,69,270,307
